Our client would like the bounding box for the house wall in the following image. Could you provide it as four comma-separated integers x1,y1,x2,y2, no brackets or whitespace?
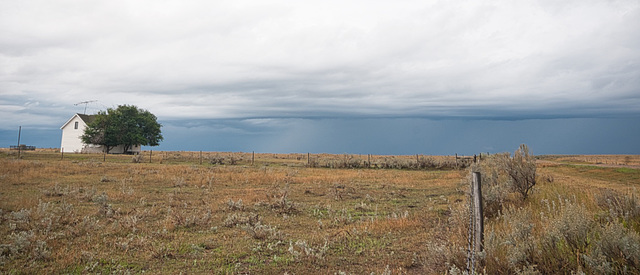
60,115,89,153
108,144,141,154
60,114,143,154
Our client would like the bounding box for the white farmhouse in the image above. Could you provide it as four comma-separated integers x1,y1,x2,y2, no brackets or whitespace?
60,113,141,154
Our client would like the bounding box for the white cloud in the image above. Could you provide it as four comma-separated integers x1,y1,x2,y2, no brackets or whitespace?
1,0,639,128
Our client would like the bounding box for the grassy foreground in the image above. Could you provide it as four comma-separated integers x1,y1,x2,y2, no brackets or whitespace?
0,150,639,274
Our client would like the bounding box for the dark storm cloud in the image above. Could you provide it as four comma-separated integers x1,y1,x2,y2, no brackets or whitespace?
1,0,639,153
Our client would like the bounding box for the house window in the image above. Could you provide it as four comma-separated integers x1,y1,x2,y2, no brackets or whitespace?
74,121,79,130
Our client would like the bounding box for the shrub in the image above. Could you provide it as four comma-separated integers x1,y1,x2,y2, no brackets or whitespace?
166,207,211,229
288,240,329,261
209,155,225,165
307,157,319,168
501,144,536,200
485,206,536,273
534,199,595,273
6,230,34,256
10,209,32,230
472,152,513,218
42,183,67,197
226,198,244,211
243,222,282,240
265,185,298,214
131,154,143,163
228,156,238,165
596,190,640,231
270,192,298,214
223,212,260,228
93,193,115,218
3,230,50,261
472,144,536,222
173,177,186,187
330,155,364,169
583,222,640,273
482,193,640,274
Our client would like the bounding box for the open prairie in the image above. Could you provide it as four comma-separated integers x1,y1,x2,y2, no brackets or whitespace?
1,149,639,274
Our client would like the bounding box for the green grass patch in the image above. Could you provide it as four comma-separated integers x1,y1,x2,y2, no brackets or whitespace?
616,167,640,174
552,165,640,185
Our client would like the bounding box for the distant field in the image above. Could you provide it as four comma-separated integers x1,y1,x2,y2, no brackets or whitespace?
1,149,638,274
0,148,476,169
539,154,640,167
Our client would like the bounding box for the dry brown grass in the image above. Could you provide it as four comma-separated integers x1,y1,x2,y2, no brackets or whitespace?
475,154,640,274
541,154,640,167
0,150,468,274
1,150,638,274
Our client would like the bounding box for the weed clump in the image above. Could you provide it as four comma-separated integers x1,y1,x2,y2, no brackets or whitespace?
472,144,538,219
288,239,329,261
482,195,640,274
454,145,640,274
265,185,299,214
209,155,225,165
583,222,640,273
131,154,143,163
243,222,282,240
223,212,260,228
226,198,244,211
501,144,537,199
172,177,186,187
165,207,211,229
93,192,115,218
597,189,640,230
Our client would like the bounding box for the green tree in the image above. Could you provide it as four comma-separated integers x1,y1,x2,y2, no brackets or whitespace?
81,105,163,153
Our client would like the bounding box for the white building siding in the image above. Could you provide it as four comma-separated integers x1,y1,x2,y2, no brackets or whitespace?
60,114,142,154
60,115,89,153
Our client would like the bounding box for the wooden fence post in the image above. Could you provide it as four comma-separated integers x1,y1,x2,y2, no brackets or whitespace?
472,172,484,253
252,151,255,166
455,153,458,168
61,148,64,160
17,126,21,159
150,150,153,163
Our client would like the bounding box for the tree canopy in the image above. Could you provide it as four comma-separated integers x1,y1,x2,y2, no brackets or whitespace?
81,105,163,153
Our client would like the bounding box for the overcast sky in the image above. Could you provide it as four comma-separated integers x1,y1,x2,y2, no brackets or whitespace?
1,0,639,155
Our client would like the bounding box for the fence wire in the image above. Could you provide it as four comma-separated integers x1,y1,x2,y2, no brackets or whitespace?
466,175,477,274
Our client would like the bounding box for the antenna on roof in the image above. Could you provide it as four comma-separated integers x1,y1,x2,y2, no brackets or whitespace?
74,100,97,114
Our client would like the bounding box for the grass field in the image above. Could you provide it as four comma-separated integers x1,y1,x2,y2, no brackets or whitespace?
1,149,639,274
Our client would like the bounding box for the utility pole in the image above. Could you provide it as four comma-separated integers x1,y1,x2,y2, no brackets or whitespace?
17,126,21,158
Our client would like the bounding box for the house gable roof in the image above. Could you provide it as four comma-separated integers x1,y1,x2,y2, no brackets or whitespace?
77,114,96,124
60,113,97,129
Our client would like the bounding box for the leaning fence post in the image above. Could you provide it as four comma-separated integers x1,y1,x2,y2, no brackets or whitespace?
467,171,484,273
472,171,484,253
17,126,22,159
